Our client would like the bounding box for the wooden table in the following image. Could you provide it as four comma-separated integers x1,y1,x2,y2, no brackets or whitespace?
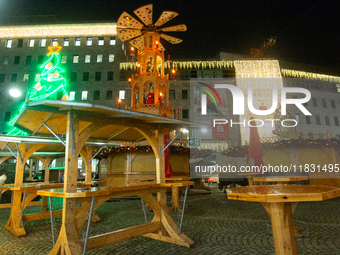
1,181,102,236
37,181,194,254
228,185,340,255
166,176,191,208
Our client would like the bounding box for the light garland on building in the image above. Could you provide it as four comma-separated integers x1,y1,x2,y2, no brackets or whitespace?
0,23,117,38
281,69,340,83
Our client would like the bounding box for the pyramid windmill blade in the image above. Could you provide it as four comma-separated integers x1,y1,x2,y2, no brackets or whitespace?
133,4,153,26
117,11,144,29
158,41,165,51
117,27,142,42
160,34,183,44
160,24,187,32
129,35,144,51
155,11,179,27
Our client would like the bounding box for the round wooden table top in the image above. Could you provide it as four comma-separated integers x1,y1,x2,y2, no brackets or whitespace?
227,184,340,203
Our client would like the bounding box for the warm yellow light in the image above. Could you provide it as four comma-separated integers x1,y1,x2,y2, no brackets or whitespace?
160,92,163,96
118,99,122,103
128,78,131,82
131,47,134,51
180,128,183,132
137,63,140,67
172,69,176,74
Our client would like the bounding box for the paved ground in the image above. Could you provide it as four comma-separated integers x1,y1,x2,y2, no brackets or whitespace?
1,187,340,254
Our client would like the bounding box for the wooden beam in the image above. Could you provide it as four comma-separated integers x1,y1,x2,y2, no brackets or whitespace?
85,221,162,251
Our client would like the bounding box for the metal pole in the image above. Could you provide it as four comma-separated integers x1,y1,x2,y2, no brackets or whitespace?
141,199,148,223
49,197,56,245
178,186,189,234
83,196,96,255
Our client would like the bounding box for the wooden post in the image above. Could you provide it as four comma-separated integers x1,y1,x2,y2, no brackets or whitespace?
262,202,297,255
85,146,93,183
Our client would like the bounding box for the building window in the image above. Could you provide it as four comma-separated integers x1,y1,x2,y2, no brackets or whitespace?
315,115,321,125
4,112,11,122
182,89,188,99
98,37,104,46
23,74,29,82
97,54,103,63
93,90,100,100
95,72,101,81
331,99,336,109
81,91,88,100
11,73,17,82
312,97,317,107
64,38,69,46
73,55,79,63
37,55,44,64
52,38,58,46
109,54,114,62
0,74,5,83
75,37,81,46
83,72,89,81
61,55,67,63
110,36,116,45
29,39,35,47
86,37,92,46
69,91,75,101
40,38,46,47
306,116,311,124
322,98,327,108
106,90,112,100
182,109,189,119
70,72,77,82
107,71,113,81
335,116,339,126
14,56,20,64
119,90,125,99
2,56,8,65
17,39,23,48
26,55,32,65
169,90,176,100
336,84,340,93
295,114,300,124
325,116,330,126
35,74,41,82
85,54,91,63
6,39,12,48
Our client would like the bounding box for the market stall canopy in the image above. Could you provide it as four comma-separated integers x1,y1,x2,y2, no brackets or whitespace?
12,101,199,142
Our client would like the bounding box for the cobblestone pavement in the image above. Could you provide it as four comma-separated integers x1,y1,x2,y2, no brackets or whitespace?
1,187,340,254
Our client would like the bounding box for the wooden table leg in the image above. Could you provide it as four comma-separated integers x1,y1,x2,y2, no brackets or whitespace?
261,202,297,255
171,186,179,208
247,177,254,186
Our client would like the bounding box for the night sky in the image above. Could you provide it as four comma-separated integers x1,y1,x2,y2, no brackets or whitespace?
1,0,339,71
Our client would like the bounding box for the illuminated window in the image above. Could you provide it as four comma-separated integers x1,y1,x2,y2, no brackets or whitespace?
69,91,75,101
23,74,29,82
52,38,58,46
98,37,104,46
106,90,112,100
29,39,35,47
64,38,69,46
83,72,89,81
17,39,23,48
87,37,92,46
335,116,339,126
119,90,125,99
14,56,20,64
107,71,113,81
95,72,101,81
2,56,8,65
85,54,91,63
37,55,44,64
93,90,100,100
6,39,12,48
26,55,32,65
35,74,41,82
73,55,79,63
81,91,88,100
110,36,116,45
109,54,114,62
97,54,102,63
61,55,67,63
40,38,46,47
325,116,330,126
295,114,300,124
75,37,81,46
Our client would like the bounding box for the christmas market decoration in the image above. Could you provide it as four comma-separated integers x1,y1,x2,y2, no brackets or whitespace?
250,37,276,58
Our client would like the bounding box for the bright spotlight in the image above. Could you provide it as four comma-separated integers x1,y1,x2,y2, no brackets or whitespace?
9,88,22,98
